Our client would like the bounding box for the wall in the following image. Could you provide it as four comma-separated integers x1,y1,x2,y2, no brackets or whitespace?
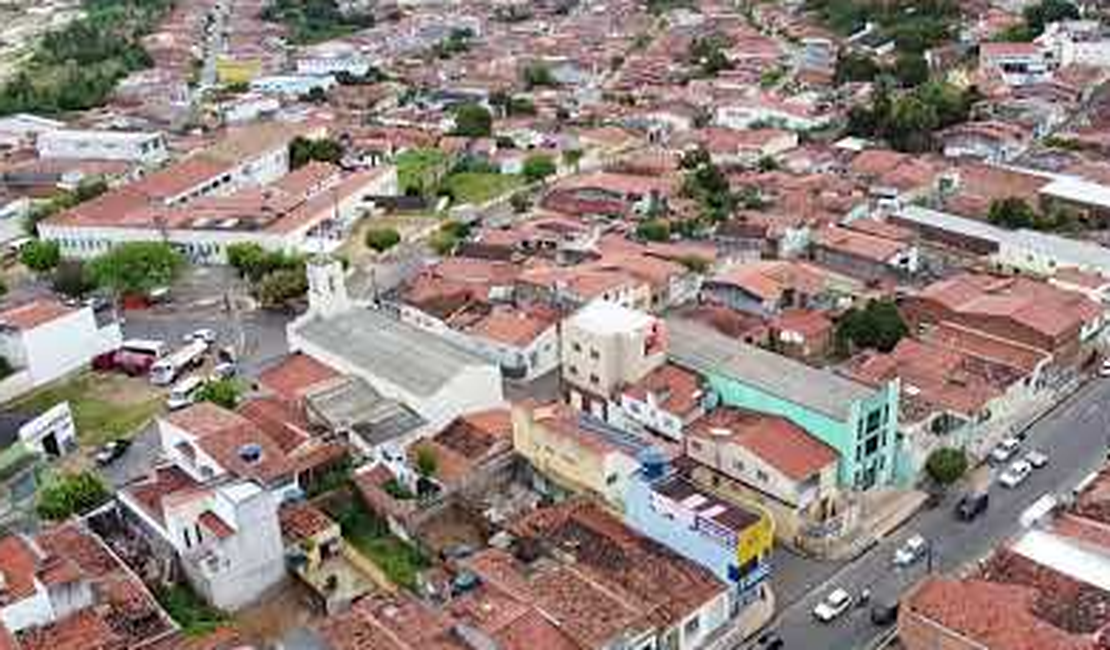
0,585,54,633
686,435,833,509
705,372,899,490
19,308,120,387
37,130,167,165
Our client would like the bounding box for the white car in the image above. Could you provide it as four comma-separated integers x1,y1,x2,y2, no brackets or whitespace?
990,437,1021,464
183,328,217,345
1100,359,1110,377
813,588,853,622
1024,450,1049,469
893,534,928,567
999,460,1033,488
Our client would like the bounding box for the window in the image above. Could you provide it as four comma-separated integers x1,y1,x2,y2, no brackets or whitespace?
865,435,880,455
589,348,600,360
606,473,619,485
756,470,769,483
684,615,701,638
572,342,582,353
590,374,600,385
866,410,881,433
568,365,578,376
733,459,745,473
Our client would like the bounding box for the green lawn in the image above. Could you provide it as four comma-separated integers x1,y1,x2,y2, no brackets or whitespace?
10,372,163,447
155,584,230,637
322,497,428,590
395,148,449,196
444,172,523,205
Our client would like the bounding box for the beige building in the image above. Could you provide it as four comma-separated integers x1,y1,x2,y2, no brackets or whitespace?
561,301,668,418
685,407,841,546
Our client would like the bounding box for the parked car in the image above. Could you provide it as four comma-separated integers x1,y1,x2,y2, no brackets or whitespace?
1100,359,1110,377
870,601,899,626
893,534,928,567
956,492,989,522
813,588,853,623
999,460,1033,488
213,361,237,379
184,328,217,345
166,376,206,411
755,631,785,649
94,439,131,466
989,437,1021,464
1025,449,1049,469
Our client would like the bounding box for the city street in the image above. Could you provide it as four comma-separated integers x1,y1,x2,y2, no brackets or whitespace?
742,377,1110,650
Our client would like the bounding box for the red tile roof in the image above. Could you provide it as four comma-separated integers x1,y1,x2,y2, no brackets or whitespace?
0,299,75,331
279,501,336,542
688,407,838,481
198,511,234,540
257,353,340,402
622,363,704,418
0,535,39,600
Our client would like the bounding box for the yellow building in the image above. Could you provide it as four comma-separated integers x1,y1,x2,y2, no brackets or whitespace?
511,402,644,511
216,57,262,85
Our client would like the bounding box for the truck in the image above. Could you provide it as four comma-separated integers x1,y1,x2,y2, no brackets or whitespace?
150,340,208,386
93,339,167,377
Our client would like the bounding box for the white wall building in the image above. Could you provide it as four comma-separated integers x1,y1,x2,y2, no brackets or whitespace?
0,300,121,398
36,129,168,166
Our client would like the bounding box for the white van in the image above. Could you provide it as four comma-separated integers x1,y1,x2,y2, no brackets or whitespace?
166,376,205,411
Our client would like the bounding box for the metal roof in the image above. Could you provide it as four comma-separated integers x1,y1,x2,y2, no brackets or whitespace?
666,317,877,421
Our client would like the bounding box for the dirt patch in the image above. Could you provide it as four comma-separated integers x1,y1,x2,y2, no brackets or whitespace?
232,580,320,646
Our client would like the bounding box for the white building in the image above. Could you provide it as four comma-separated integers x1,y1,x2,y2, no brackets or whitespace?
38,123,397,264
120,470,286,611
250,75,337,97
288,260,504,436
296,43,374,77
1039,20,1110,68
36,129,168,166
4,401,78,458
715,96,832,132
0,300,121,401
561,301,668,418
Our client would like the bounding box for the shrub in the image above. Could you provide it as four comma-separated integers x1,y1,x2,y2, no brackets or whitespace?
37,471,110,520
522,154,557,183
20,240,60,273
926,447,968,486
364,227,401,252
195,379,241,409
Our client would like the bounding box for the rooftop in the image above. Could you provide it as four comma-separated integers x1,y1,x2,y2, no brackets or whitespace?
687,406,838,480
666,317,878,421
292,308,496,398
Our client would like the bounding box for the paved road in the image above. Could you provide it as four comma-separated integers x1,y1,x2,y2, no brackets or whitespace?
743,377,1110,650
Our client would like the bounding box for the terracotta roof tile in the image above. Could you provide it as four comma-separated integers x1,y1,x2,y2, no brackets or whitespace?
688,407,838,480
258,353,341,402
0,299,75,331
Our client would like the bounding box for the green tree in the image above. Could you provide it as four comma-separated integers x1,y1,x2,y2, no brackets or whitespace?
20,240,60,273
886,94,939,152
562,148,584,171
836,299,908,354
988,197,1038,229
636,219,671,242
452,103,493,138
364,227,401,252
522,63,556,89
255,267,308,309
88,242,183,296
196,379,242,409
522,154,557,183
415,446,438,477
835,50,880,84
893,52,929,88
37,471,110,520
1024,0,1079,37
926,447,968,486
52,260,94,298
290,136,343,169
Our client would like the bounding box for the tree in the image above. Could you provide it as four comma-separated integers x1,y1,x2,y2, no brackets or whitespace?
836,299,908,354
365,227,401,252
522,63,556,89
415,447,438,477
926,447,968,486
255,267,308,309
290,136,343,169
452,103,493,138
522,154,557,183
562,148,584,172
226,242,269,280
835,50,880,84
52,260,93,298
1024,0,1079,37
636,219,671,242
988,197,1038,229
88,242,183,296
37,471,110,520
885,94,939,153
893,52,929,88
20,240,60,273
509,192,532,214
196,379,241,409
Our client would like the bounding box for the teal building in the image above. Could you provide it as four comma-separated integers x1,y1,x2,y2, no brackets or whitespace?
668,319,900,490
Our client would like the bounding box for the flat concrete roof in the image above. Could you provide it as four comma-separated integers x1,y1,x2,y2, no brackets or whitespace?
666,317,877,421
293,308,493,398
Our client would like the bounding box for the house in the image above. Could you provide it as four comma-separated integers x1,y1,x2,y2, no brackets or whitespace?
769,308,835,361
0,402,76,460
668,317,900,491
979,42,1054,86
560,301,668,417
288,258,504,437
0,299,121,401
0,522,173,649
940,120,1033,163
899,272,1105,369
613,363,707,442
899,464,1110,650
35,129,168,166
809,224,920,282
684,406,840,544
700,260,836,317
296,42,374,77
847,333,1050,472
512,402,646,511
279,501,369,614
625,453,774,611
120,468,286,612
249,74,337,97
405,408,514,495
673,128,799,167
